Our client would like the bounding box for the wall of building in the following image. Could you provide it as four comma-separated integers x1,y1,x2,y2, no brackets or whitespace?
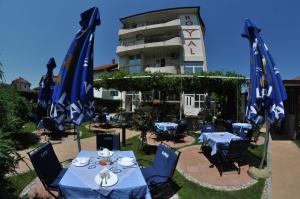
12,82,31,91
180,14,207,70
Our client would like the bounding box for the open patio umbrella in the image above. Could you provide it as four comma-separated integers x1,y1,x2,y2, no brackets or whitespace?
38,57,56,111
242,19,287,168
50,7,100,151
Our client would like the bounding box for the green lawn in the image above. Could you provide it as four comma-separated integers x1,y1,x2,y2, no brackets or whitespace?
21,122,37,134
294,140,300,149
123,136,265,199
80,122,114,139
1,170,37,199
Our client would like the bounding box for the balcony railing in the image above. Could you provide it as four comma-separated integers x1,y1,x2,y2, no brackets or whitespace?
122,18,179,29
122,34,179,47
144,65,180,74
117,37,182,55
119,19,181,36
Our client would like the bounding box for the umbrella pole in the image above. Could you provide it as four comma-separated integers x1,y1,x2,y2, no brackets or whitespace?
259,112,269,169
76,125,81,152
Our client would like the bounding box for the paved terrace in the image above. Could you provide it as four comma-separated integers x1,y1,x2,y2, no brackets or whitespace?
271,136,300,199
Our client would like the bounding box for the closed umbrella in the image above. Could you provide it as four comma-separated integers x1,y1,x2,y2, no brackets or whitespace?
50,7,100,151
242,19,287,168
38,57,56,111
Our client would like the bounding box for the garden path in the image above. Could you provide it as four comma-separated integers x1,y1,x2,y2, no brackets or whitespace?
271,138,300,199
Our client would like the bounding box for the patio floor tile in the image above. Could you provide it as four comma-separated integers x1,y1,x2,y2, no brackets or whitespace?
177,145,256,190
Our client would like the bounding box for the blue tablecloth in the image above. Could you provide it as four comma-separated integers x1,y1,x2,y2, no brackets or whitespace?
154,122,178,133
59,150,151,199
198,132,241,156
232,123,252,130
106,115,112,121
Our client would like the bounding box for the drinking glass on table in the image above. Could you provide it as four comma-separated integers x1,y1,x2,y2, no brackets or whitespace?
111,149,121,173
97,147,104,160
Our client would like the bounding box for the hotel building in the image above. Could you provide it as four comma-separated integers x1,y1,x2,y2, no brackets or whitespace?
116,7,207,115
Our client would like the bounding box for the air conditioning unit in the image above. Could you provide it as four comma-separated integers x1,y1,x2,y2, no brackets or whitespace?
136,34,143,40
170,53,178,59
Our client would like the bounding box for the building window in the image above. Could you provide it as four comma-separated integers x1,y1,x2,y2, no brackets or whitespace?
128,55,142,73
128,66,142,73
195,94,205,108
184,61,204,74
110,90,118,97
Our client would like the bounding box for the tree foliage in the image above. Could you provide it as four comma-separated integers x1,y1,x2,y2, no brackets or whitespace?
0,62,4,83
0,130,20,180
0,87,33,132
132,105,156,146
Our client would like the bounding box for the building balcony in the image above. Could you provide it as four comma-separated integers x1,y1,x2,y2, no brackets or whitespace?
118,19,180,38
116,37,182,55
145,65,179,74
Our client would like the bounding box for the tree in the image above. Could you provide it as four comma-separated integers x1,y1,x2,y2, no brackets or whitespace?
132,105,155,148
0,62,4,82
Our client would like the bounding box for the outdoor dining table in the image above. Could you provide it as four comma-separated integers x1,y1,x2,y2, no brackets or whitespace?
154,122,178,133
198,132,241,156
59,150,151,199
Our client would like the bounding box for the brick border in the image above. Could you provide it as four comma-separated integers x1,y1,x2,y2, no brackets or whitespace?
176,145,257,191
19,177,40,198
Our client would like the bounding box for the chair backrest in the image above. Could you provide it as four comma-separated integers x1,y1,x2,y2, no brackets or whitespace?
42,117,63,133
226,139,249,159
28,142,62,188
152,144,180,180
96,133,120,150
176,120,187,135
201,124,215,133
238,127,254,140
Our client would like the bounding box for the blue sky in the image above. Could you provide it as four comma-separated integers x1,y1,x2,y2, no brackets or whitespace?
0,0,299,87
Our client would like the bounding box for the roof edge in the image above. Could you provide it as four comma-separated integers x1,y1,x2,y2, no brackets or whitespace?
119,6,205,31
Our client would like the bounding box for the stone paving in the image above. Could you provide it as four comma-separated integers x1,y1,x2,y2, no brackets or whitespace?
271,138,300,199
177,145,257,191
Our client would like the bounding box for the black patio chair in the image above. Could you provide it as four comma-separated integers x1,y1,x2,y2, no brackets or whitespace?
217,139,250,176
41,117,64,134
173,120,187,143
240,128,254,141
27,142,67,198
141,143,181,198
201,124,216,133
96,133,121,151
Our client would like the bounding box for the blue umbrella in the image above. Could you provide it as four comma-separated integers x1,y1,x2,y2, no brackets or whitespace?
242,19,287,168
38,57,56,110
50,7,100,151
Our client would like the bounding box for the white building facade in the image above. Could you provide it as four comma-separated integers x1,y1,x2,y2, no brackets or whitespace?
116,7,207,115
93,60,122,101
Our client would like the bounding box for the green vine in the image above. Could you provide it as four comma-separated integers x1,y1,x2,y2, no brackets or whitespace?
94,70,247,95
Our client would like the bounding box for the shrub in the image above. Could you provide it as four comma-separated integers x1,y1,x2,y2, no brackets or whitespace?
0,130,20,180
0,87,33,132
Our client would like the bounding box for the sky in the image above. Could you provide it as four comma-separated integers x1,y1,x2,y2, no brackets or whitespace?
0,0,299,87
